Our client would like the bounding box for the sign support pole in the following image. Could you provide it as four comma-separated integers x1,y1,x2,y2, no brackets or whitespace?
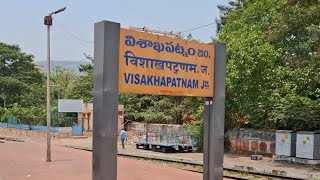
203,42,226,180
93,21,120,180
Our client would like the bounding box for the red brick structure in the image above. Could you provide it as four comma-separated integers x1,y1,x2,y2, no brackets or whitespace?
228,128,275,154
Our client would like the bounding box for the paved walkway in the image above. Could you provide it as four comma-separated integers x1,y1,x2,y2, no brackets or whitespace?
0,140,209,180
2,134,320,179
54,137,320,180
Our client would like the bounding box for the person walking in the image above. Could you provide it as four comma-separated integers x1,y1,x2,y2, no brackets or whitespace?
120,128,127,149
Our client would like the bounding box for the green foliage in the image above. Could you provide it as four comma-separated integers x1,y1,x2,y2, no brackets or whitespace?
0,107,8,122
217,0,320,130
268,94,320,131
65,75,93,102
65,55,93,103
0,42,86,126
119,94,202,125
0,43,44,107
142,97,183,124
183,0,320,150
0,42,47,124
1,103,45,124
185,105,204,150
51,66,77,99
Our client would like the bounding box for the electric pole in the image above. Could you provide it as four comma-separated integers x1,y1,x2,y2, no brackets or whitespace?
44,6,66,162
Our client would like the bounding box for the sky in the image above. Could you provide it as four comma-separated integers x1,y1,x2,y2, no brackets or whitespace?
0,0,227,62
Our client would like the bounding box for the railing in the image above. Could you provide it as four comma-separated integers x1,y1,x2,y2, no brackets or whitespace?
0,116,78,133
1,117,78,127
133,130,197,147
0,122,59,133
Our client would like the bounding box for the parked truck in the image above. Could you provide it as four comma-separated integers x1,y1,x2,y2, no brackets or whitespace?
133,130,197,153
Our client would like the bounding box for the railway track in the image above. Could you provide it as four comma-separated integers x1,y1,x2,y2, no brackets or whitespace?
63,145,304,179
163,163,302,180
224,168,303,180
178,168,249,180
119,154,304,180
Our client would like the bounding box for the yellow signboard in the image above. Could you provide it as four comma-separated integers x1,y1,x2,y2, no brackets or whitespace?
119,28,214,97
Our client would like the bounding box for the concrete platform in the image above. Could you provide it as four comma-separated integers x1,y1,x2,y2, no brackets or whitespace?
273,155,320,165
0,141,208,180
3,134,320,180
54,137,320,180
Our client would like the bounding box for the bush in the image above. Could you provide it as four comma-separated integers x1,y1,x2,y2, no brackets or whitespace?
269,95,320,131
186,105,204,151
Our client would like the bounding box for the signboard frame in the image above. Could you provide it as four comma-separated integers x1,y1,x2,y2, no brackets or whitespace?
118,28,214,97
58,99,84,113
93,20,226,180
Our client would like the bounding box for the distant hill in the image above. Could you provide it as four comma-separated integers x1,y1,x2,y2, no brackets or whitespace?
35,60,91,74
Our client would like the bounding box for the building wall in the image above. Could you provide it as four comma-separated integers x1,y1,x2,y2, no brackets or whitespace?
0,127,70,139
127,122,276,154
78,103,124,133
227,128,276,154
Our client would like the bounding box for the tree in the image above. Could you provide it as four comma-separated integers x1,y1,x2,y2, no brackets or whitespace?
65,54,93,102
118,93,202,125
0,42,45,108
217,0,285,129
141,97,194,124
51,66,77,99
216,0,320,130
263,0,320,130
268,0,320,100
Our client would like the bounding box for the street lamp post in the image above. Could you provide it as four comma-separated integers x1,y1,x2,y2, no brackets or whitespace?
44,6,66,162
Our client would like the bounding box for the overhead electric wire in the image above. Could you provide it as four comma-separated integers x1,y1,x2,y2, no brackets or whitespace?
180,22,215,34
55,25,94,44
54,22,215,44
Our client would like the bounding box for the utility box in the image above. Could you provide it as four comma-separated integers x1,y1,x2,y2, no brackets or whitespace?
276,130,296,156
296,131,320,160
72,125,83,136
7,116,17,124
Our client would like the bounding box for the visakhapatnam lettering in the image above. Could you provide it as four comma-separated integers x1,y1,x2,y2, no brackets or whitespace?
123,73,209,90
119,28,214,96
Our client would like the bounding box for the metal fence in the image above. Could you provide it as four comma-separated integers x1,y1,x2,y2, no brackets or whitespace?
0,116,78,133
132,129,197,147
0,122,59,133
1,117,78,127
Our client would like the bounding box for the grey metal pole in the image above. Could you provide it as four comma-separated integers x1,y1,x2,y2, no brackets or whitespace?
93,21,120,180
203,42,226,180
203,97,211,179
46,24,52,162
